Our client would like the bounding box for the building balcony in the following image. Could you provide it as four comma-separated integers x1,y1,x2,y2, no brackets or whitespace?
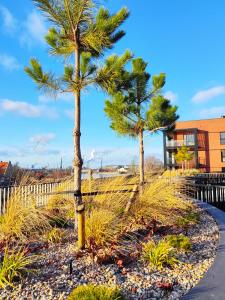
166,140,196,148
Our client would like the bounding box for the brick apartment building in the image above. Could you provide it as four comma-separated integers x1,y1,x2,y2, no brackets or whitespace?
163,117,225,173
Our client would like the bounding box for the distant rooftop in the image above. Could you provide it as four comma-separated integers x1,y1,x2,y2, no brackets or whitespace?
0,162,9,176
177,116,225,123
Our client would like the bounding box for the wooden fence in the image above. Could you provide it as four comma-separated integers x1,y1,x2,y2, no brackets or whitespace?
0,175,136,215
0,181,74,215
4,177,225,215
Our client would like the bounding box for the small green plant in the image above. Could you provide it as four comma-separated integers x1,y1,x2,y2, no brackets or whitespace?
68,284,125,300
48,215,68,228
0,247,37,288
185,211,200,223
177,211,200,230
166,234,192,252
142,240,178,270
45,228,65,244
176,217,190,229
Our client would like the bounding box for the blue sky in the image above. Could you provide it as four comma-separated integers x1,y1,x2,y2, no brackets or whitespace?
1,0,225,168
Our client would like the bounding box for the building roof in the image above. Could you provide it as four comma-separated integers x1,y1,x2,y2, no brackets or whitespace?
0,162,9,176
177,116,225,123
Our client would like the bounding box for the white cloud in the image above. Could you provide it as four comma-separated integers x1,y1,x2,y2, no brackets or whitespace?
199,106,225,118
0,6,47,47
39,93,73,103
0,144,62,168
1,99,41,117
0,147,27,158
0,54,20,71
29,133,57,154
64,109,74,119
29,133,56,146
20,11,47,47
38,95,56,103
0,99,58,119
192,86,225,103
164,91,178,103
0,5,16,33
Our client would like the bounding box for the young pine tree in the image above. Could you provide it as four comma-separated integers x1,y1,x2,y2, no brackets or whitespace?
175,146,194,170
25,0,132,249
105,58,178,189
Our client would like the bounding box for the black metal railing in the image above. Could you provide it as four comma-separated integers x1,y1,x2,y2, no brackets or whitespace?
187,173,225,186
184,182,225,210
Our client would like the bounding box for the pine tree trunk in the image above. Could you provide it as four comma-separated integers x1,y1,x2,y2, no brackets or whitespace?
139,129,144,193
74,46,85,249
73,73,82,197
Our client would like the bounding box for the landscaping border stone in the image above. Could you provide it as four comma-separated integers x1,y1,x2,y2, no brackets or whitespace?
182,200,225,300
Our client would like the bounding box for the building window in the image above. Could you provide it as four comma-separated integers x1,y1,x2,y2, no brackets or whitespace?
221,150,225,162
184,134,195,146
220,132,225,145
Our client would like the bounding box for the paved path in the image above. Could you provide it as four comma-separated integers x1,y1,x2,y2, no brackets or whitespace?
182,201,225,300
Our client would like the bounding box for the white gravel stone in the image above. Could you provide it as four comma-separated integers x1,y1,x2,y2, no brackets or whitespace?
0,202,219,300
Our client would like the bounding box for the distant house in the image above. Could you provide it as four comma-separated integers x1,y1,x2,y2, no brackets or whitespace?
0,161,12,187
117,167,128,174
0,161,12,176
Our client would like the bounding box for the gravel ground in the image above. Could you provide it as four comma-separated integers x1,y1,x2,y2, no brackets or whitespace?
0,204,219,300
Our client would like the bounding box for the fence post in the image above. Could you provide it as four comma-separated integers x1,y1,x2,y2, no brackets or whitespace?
125,184,138,213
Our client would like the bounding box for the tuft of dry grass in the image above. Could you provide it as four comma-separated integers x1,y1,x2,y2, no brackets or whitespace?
46,180,75,220
44,176,139,246
130,177,193,225
85,209,121,246
0,183,50,242
84,176,139,246
93,176,138,212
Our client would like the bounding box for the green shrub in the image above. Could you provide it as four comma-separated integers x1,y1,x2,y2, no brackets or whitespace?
48,215,68,228
176,217,189,228
142,240,178,270
166,234,192,252
177,211,200,229
68,284,125,300
0,247,37,288
185,211,200,223
45,227,65,244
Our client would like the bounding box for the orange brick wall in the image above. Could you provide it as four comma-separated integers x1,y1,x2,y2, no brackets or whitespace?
175,118,225,172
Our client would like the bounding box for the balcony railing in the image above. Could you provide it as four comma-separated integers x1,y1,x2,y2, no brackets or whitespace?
166,140,195,147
